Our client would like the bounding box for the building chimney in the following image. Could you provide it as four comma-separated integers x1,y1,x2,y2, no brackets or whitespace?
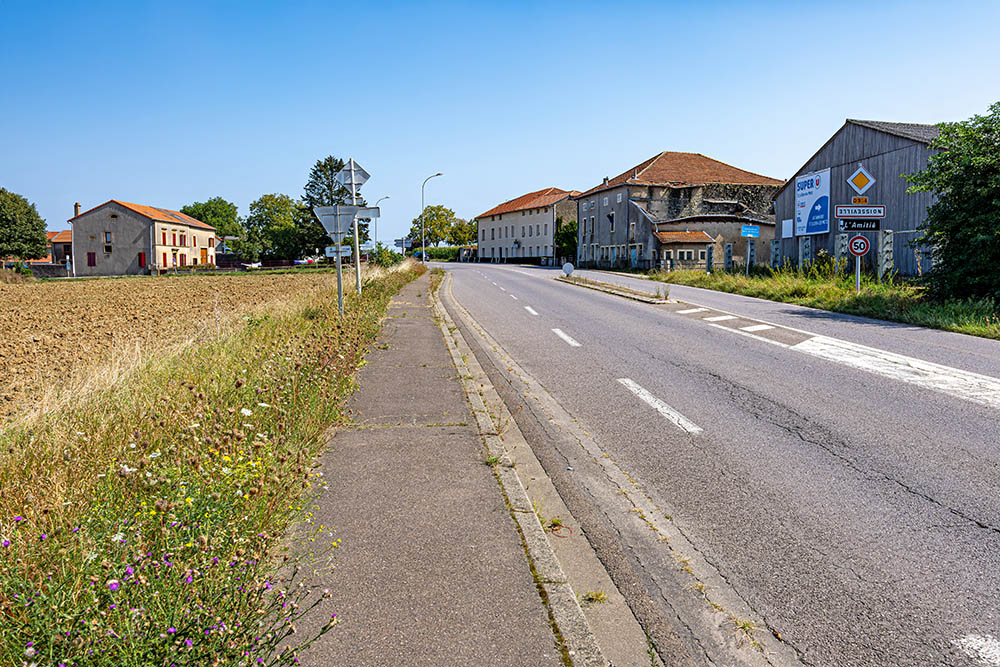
74,202,81,217
603,176,609,185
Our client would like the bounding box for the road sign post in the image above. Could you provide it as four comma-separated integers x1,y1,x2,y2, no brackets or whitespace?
849,234,870,295
336,158,371,295
314,204,361,317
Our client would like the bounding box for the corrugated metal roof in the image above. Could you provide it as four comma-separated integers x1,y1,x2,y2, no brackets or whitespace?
848,119,940,144
476,187,580,219
576,152,783,198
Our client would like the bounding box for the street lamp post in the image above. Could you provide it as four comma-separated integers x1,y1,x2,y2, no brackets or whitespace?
373,195,389,248
421,172,443,262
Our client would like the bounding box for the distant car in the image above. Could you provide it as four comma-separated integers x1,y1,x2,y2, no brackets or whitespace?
412,251,425,260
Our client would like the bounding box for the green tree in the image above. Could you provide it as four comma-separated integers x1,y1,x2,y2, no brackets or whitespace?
180,197,254,258
0,188,47,260
303,155,368,246
906,101,1000,300
553,218,577,260
409,205,457,248
245,194,301,260
446,217,477,246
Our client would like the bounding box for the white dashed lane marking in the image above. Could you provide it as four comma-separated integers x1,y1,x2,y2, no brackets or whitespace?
741,324,774,332
552,328,581,347
677,307,708,314
617,378,702,435
525,306,539,316
703,315,737,322
954,634,1000,666
510,294,518,300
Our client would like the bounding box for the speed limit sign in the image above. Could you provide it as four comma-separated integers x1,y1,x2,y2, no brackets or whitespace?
849,235,870,257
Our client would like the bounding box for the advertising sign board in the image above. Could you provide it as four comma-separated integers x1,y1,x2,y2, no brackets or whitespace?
741,225,760,238
794,168,830,236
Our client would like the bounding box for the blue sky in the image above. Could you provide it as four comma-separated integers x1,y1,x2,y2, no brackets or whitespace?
2,1,998,243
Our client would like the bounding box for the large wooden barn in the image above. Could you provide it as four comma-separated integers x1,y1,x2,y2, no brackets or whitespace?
773,119,940,275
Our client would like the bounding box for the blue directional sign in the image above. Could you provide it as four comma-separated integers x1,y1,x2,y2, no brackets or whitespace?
741,225,760,238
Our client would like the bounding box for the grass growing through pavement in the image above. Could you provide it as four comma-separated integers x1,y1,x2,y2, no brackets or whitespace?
648,263,1000,340
0,261,424,665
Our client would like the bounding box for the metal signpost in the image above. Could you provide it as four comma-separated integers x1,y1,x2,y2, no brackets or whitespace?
315,204,359,317
394,238,413,250
849,234,870,295
336,159,371,294
741,225,759,276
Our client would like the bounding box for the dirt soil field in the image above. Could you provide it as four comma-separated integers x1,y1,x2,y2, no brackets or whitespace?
0,272,337,420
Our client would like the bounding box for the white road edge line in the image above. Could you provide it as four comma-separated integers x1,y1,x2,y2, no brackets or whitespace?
954,634,1000,666
676,307,707,314
703,315,737,322
525,306,539,316
741,324,774,332
499,286,506,291
510,294,518,300
703,322,790,348
552,328,581,347
617,378,703,435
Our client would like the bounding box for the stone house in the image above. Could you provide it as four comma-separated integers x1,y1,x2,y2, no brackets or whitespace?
476,187,579,264
50,230,72,264
68,200,216,276
574,152,783,270
655,231,724,269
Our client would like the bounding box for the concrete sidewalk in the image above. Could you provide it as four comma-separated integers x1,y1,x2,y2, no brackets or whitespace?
302,272,563,666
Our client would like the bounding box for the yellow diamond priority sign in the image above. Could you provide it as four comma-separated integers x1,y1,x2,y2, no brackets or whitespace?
848,165,875,195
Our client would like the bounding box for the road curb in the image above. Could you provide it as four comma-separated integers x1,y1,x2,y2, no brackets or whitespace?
431,273,607,667
555,276,670,304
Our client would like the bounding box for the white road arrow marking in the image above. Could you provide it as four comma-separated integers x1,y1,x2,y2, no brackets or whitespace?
617,378,702,434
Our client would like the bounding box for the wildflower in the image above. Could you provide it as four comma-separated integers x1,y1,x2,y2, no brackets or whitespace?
107,580,120,592
167,627,176,634
14,516,23,522
240,408,253,417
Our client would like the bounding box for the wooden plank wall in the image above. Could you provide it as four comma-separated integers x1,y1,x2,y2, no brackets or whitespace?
774,122,937,275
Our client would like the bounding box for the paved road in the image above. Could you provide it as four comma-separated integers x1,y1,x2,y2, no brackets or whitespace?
438,262,1000,667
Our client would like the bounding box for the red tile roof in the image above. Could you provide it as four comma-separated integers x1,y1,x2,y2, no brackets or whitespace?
46,231,59,241
654,231,716,244
477,187,580,219
50,230,72,243
69,200,215,230
577,152,783,197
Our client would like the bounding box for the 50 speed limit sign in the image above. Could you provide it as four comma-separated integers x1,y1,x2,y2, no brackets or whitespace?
849,235,871,257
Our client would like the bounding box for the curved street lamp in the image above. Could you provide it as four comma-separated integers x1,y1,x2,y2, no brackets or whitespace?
421,172,443,262
373,195,389,247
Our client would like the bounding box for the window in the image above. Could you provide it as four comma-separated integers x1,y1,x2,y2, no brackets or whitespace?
679,250,694,261
609,212,615,232
209,237,215,248
617,193,623,203
699,250,706,261
491,229,495,240
162,252,167,267
590,216,595,234
172,232,177,246
193,236,197,247
138,252,146,268
663,250,673,260
536,224,540,236
522,226,526,238
104,231,112,243
180,254,186,267
603,196,609,207
162,231,167,245
528,226,532,237
87,252,96,267
104,244,112,254
544,224,548,236
180,233,186,246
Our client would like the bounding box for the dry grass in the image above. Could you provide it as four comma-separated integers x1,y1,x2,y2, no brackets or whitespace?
0,260,423,665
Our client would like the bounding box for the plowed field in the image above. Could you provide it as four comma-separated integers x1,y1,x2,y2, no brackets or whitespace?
0,272,336,419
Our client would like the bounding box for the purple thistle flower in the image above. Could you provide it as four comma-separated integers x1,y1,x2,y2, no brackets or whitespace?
107,580,120,592
185,639,193,647
2,540,9,547
39,533,47,540
13,516,23,522
167,627,176,634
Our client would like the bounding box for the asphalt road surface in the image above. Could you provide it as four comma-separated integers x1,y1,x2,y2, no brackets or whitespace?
438,262,1000,667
